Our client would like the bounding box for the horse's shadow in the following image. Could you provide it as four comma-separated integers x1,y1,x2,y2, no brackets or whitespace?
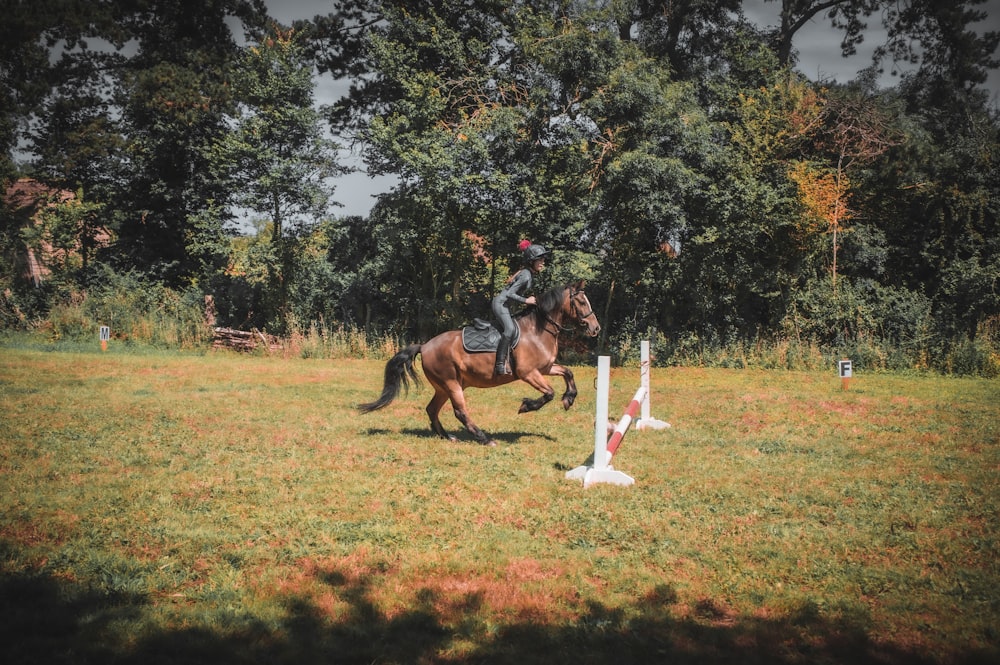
363,427,555,445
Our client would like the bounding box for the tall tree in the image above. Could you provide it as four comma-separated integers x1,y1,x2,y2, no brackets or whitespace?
668,60,824,344
0,0,118,183
876,0,1000,92
761,0,999,96
296,0,384,137
109,0,267,284
869,80,1000,341
609,0,744,80
215,25,345,331
9,1,270,285
26,187,105,278
359,1,532,333
220,27,343,241
789,85,900,291
765,0,880,67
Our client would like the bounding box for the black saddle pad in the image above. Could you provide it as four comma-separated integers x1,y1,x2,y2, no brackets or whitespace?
461,321,519,353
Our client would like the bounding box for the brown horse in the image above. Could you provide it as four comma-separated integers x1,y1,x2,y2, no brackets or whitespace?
358,280,601,445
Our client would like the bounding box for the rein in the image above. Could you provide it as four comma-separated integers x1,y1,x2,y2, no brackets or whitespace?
541,311,565,337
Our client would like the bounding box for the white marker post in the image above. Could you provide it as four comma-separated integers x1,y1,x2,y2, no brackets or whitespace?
576,355,635,487
100,326,110,352
636,340,670,431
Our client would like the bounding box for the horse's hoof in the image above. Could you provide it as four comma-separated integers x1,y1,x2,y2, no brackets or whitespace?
482,439,497,447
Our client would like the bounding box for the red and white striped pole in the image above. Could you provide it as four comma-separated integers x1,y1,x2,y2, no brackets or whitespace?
566,340,670,488
606,385,646,459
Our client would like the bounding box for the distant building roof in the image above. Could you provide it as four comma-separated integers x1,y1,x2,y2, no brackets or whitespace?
3,178,109,286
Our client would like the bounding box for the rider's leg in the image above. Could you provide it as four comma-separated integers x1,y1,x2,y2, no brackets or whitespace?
495,333,512,375
492,302,515,376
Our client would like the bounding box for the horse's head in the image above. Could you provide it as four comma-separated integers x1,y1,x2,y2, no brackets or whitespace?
567,280,600,337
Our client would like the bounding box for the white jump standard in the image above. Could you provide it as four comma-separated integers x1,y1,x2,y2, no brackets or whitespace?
566,340,670,488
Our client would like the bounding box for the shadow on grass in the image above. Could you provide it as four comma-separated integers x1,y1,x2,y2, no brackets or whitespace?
398,427,557,445
2,559,995,665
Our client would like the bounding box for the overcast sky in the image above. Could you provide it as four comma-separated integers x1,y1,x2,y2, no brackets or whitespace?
265,0,1000,217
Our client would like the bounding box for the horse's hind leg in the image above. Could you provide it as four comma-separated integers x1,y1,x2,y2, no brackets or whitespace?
447,386,495,446
427,387,456,441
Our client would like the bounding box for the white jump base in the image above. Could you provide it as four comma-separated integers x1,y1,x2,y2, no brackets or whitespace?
566,340,670,488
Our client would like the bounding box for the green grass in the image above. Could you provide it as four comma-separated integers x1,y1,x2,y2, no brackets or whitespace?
1,343,998,664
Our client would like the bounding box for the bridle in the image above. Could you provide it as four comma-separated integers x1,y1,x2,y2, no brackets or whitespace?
541,287,596,337
570,287,597,324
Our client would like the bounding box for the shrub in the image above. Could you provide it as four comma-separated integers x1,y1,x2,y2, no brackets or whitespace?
32,266,212,348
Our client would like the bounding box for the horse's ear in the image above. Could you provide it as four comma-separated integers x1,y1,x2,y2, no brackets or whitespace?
573,279,586,290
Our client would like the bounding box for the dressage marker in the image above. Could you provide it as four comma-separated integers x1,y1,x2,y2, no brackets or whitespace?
566,340,670,488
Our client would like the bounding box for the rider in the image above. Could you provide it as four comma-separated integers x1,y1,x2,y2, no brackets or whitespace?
492,239,550,375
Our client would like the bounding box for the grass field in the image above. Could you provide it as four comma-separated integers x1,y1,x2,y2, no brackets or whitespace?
1,344,998,664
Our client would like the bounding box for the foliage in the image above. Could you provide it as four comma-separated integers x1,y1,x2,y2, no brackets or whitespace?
218,27,344,241
3,0,999,373
45,267,211,348
107,3,268,285
27,188,106,276
210,25,346,333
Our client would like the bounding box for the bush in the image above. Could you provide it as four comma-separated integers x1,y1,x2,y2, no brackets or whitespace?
938,334,1000,378
38,266,212,348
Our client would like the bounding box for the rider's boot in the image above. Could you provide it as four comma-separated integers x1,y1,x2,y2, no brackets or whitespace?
494,335,512,376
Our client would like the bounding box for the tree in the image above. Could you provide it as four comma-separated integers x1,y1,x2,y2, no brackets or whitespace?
876,0,1000,92
220,27,344,241
662,66,825,344
765,0,881,68
868,79,1000,341
8,1,271,286
789,85,899,291
0,0,116,182
215,26,346,331
762,0,999,97
27,187,105,278
296,0,384,137
609,0,744,81
358,1,537,333
105,1,268,285
788,160,850,288
28,88,126,207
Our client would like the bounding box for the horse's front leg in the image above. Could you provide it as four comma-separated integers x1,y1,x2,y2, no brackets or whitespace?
517,370,556,414
548,363,577,409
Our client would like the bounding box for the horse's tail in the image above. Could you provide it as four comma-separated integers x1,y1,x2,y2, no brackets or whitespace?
357,344,422,413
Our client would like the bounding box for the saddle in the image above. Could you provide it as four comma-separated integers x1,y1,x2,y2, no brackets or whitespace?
461,319,520,353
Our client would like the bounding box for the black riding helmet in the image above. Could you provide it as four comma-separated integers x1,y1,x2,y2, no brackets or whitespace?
522,243,550,263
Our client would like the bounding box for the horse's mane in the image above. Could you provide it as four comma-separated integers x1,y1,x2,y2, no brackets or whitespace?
515,284,567,321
